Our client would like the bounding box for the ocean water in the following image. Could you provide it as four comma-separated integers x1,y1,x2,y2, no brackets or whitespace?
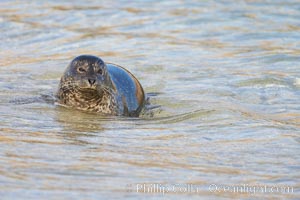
0,0,299,199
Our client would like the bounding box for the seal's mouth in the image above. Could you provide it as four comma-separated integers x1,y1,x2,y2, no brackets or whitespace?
78,88,103,99
77,84,114,100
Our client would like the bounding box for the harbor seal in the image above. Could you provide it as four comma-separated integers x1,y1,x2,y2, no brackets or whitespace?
56,55,145,117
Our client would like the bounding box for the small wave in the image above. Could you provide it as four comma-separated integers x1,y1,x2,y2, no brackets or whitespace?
143,109,216,124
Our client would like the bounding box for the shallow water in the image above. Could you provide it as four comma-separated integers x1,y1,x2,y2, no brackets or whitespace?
0,0,299,199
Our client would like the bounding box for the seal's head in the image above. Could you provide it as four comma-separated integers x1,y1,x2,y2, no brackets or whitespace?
61,55,114,92
57,55,118,114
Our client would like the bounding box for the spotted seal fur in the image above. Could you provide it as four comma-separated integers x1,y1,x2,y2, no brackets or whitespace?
56,55,145,117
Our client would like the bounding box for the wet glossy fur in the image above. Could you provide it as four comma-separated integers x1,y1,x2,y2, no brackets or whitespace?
56,55,145,116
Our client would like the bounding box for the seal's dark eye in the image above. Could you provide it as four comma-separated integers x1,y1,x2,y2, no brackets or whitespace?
78,67,86,73
96,68,103,75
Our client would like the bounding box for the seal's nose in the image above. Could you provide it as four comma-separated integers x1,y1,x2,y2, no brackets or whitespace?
88,78,96,86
